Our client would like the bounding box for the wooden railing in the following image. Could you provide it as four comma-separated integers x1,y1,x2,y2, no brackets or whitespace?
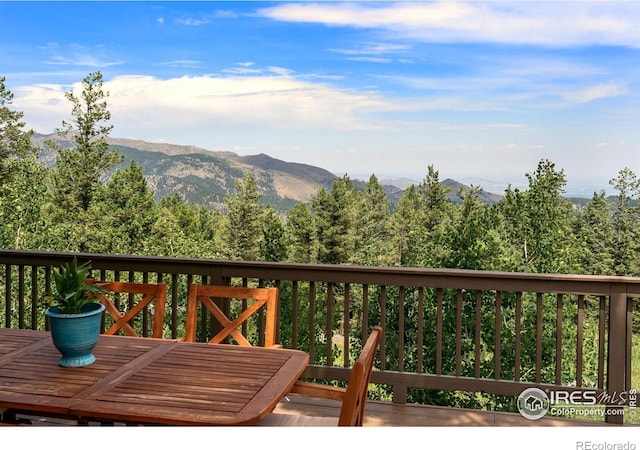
0,249,636,424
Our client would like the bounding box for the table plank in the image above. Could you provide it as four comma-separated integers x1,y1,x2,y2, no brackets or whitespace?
0,332,168,414
0,329,52,364
0,329,309,425
70,343,309,425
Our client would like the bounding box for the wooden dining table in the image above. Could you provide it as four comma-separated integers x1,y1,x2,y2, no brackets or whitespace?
0,328,309,425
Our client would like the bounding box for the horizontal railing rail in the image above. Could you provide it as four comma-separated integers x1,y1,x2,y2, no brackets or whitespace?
0,249,636,424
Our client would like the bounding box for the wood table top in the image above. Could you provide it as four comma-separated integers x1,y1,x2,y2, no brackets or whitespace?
0,328,309,425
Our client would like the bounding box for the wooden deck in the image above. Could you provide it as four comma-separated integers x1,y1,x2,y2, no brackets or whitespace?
8,394,629,426
272,394,620,426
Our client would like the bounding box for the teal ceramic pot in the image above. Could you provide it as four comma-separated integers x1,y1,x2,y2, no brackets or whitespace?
45,302,105,367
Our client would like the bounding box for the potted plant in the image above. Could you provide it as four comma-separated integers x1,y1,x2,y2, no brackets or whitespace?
44,257,107,367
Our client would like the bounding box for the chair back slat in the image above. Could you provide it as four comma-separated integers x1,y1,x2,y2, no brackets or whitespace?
338,325,382,426
89,280,168,339
185,284,279,347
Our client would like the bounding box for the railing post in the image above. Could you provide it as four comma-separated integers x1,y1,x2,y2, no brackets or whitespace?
606,283,627,424
392,382,408,404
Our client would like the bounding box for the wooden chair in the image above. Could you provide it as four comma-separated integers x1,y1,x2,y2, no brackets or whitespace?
258,325,382,426
88,280,168,339
184,284,280,347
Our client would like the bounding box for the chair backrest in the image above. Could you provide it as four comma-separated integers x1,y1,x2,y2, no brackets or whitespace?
184,284,279,347
338,325,382,426
88,280,168,339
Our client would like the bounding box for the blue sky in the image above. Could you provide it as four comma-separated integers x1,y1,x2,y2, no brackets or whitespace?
1,1,640,195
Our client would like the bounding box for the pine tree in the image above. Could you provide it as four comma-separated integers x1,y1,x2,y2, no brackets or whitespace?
445,186,503,270
284,202,316,263
260,206,286,262
49,71,123,213
311,175,355,265
499,159,580,273
388,184,422,267
577,191,616,275
351,174,391,266
87,161,158,255
146,194,221,258
223,172,263,261
0,76,34,180
609,167,640,276
0,76,49,249
46,71,123,251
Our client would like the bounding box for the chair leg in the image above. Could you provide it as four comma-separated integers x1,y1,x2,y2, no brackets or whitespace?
1,408,17,423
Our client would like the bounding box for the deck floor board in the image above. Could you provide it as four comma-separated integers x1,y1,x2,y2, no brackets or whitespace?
8,396,629,427
273,394,620,427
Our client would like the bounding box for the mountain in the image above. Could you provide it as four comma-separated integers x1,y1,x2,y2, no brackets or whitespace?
441,179,503,204
31,133,336,211
30,133,504,211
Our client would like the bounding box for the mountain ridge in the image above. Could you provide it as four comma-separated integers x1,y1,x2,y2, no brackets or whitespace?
30,133,505,210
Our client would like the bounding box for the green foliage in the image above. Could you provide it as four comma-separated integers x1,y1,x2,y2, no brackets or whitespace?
312,175,356,265
260,206,286,262
284,202,316,263
351,175,391,266
444,186,505,270
87,161,158,254
43,71,124,252
146,194,221,258
387,165,457,268
609,168,640,276
49,71,123,214
0,76,33,170
499,159,582,273
0,156,51,249
576,191,616,275
45,258,107,314
223,172,264,260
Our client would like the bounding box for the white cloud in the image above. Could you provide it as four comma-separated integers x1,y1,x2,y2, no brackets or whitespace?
214,10,239,19
176,17,211,27
13,73,392,137
257,2,640,48
330,42,411,56
347,57,393,63
159,60,205,69
12,83,69,132
560,83,626,103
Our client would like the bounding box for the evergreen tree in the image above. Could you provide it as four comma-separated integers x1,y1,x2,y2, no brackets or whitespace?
419,165,454,232
0,76,50,250
444,186,503,270
388,185,422,267
389,165,455,268
147,194,221,258
87,161,158,255
414,165,455,267
0,76,34,181
46,71,123,251
260,206,286,262
222,172,263,261
351,174,391,266
0,157,51,250
577,190,616,275
311,175,355,265
499,159,580,273
609,168,640,276
284,202,316,263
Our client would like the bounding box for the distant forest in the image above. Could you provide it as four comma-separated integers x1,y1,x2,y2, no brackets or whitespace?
3,72,640,280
